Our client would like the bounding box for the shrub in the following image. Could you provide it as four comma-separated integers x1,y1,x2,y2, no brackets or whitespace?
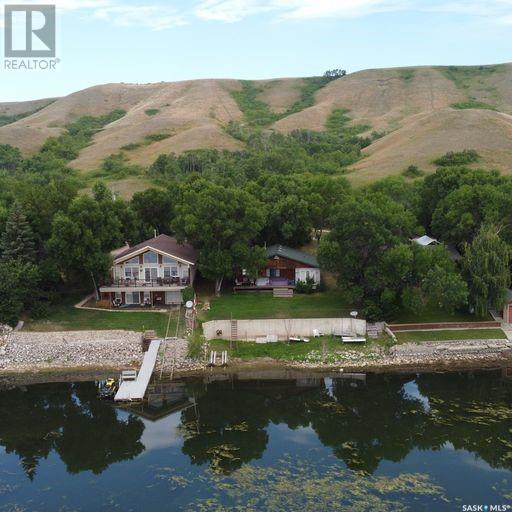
451,100,496,111
295,276,317,294
145,109,160,116
120,142,142,151
182,286,195,303
402,165,424,178
144,133,171,142
433,150,480,167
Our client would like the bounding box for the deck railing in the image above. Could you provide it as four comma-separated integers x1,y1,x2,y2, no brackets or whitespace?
104,277,189,288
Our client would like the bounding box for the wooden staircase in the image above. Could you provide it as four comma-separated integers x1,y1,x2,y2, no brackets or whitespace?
273,288,294,298
366,323,381,339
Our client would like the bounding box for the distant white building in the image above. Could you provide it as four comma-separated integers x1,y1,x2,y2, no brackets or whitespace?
412,234,462,262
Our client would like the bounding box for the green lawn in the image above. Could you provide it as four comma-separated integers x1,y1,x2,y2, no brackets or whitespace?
395,329,507,344
202,291,352,321
209,336,385,362
24,303,178,338
392,305,487,324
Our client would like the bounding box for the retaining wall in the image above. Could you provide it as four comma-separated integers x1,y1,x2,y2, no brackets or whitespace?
388,321,501,331
203,318,367,341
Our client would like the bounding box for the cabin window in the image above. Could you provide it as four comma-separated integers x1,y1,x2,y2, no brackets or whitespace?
163,256,176,264
125,256,139,265
143,251,158,264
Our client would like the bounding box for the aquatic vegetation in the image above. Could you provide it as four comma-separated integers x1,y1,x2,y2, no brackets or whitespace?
185,456,448,511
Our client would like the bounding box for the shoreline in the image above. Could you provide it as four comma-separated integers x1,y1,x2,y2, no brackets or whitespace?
1,329,511,386
1,353,510,386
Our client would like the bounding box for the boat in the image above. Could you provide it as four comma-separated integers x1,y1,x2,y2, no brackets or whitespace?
97,378,118,400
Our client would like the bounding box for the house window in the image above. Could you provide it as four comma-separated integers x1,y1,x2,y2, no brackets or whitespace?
125,267,139,280
125,292,140,305
145,268,158,282
125,257,139,265
115,292,122,301
164,267,178,278
143,251,158,264
143,291,151,305
163,256,176,264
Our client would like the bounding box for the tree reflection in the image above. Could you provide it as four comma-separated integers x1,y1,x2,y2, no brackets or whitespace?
179,372,512,475
0,382,145,479
1,372,510,480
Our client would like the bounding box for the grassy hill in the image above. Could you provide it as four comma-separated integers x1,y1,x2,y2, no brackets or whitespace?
1,63,512,195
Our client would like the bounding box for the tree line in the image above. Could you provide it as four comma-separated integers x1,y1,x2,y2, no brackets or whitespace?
0,108,510,324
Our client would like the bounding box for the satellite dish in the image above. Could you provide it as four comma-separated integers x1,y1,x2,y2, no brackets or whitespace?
185,301,193,309
350,311,358,318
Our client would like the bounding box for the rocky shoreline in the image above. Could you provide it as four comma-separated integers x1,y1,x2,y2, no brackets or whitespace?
0,330,511,385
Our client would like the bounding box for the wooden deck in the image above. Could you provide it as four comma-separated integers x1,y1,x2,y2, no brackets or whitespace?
114,339,161,401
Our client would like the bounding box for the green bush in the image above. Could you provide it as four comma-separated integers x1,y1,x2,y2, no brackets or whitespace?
295,277,317,294
120,142,142,151
145,109,160,116
433,150,480,167
402,165,424,178
182,286,195,303
144,133,171,142
451,100,496,111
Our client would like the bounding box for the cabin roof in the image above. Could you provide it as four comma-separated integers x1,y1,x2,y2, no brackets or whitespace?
113,234,197,265
266,244,319,268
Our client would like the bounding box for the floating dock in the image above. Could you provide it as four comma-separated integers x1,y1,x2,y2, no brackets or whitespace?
114,339,161,401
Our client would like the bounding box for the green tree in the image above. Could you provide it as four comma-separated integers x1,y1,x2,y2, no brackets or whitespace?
431,184,512,246
0,261,40,326
319,193,417,307
131,188,173,239
0,144,22,170
0,202,36,263
463,226,510,317
46,195,122,284
305,175,350,242
173,180,266,295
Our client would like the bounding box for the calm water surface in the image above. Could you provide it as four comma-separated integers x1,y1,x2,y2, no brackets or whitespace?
0,371,511,511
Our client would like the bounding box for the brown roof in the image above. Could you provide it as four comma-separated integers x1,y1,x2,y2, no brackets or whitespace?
114,234,198,265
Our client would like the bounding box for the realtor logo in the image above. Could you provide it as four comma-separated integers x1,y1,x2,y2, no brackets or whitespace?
4,4,56,58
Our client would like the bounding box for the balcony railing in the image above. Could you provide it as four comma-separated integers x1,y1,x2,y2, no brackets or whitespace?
103,277,190,288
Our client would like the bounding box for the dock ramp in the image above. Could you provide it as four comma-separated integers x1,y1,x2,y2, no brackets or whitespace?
115,339,161,401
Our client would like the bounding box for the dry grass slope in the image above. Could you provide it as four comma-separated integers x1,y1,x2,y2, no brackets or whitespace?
1,63,512,189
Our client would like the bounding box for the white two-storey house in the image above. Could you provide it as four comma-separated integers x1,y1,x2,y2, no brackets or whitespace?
99,234,197,307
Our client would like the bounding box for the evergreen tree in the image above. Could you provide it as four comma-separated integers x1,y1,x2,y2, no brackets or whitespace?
0,203,36,263
463,225,510,317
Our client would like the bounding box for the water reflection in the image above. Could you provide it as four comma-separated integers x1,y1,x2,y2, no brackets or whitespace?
0,382,145,479
0,371,510,480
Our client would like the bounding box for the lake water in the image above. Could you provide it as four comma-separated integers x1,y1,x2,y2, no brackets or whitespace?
0,371,511,511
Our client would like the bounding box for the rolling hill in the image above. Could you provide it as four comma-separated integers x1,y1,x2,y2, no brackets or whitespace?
1,63,512,193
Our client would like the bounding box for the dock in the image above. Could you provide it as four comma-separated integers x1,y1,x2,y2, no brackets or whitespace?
114,339,161,401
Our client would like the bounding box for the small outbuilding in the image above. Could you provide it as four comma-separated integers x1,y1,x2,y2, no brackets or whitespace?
502,289,512,323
